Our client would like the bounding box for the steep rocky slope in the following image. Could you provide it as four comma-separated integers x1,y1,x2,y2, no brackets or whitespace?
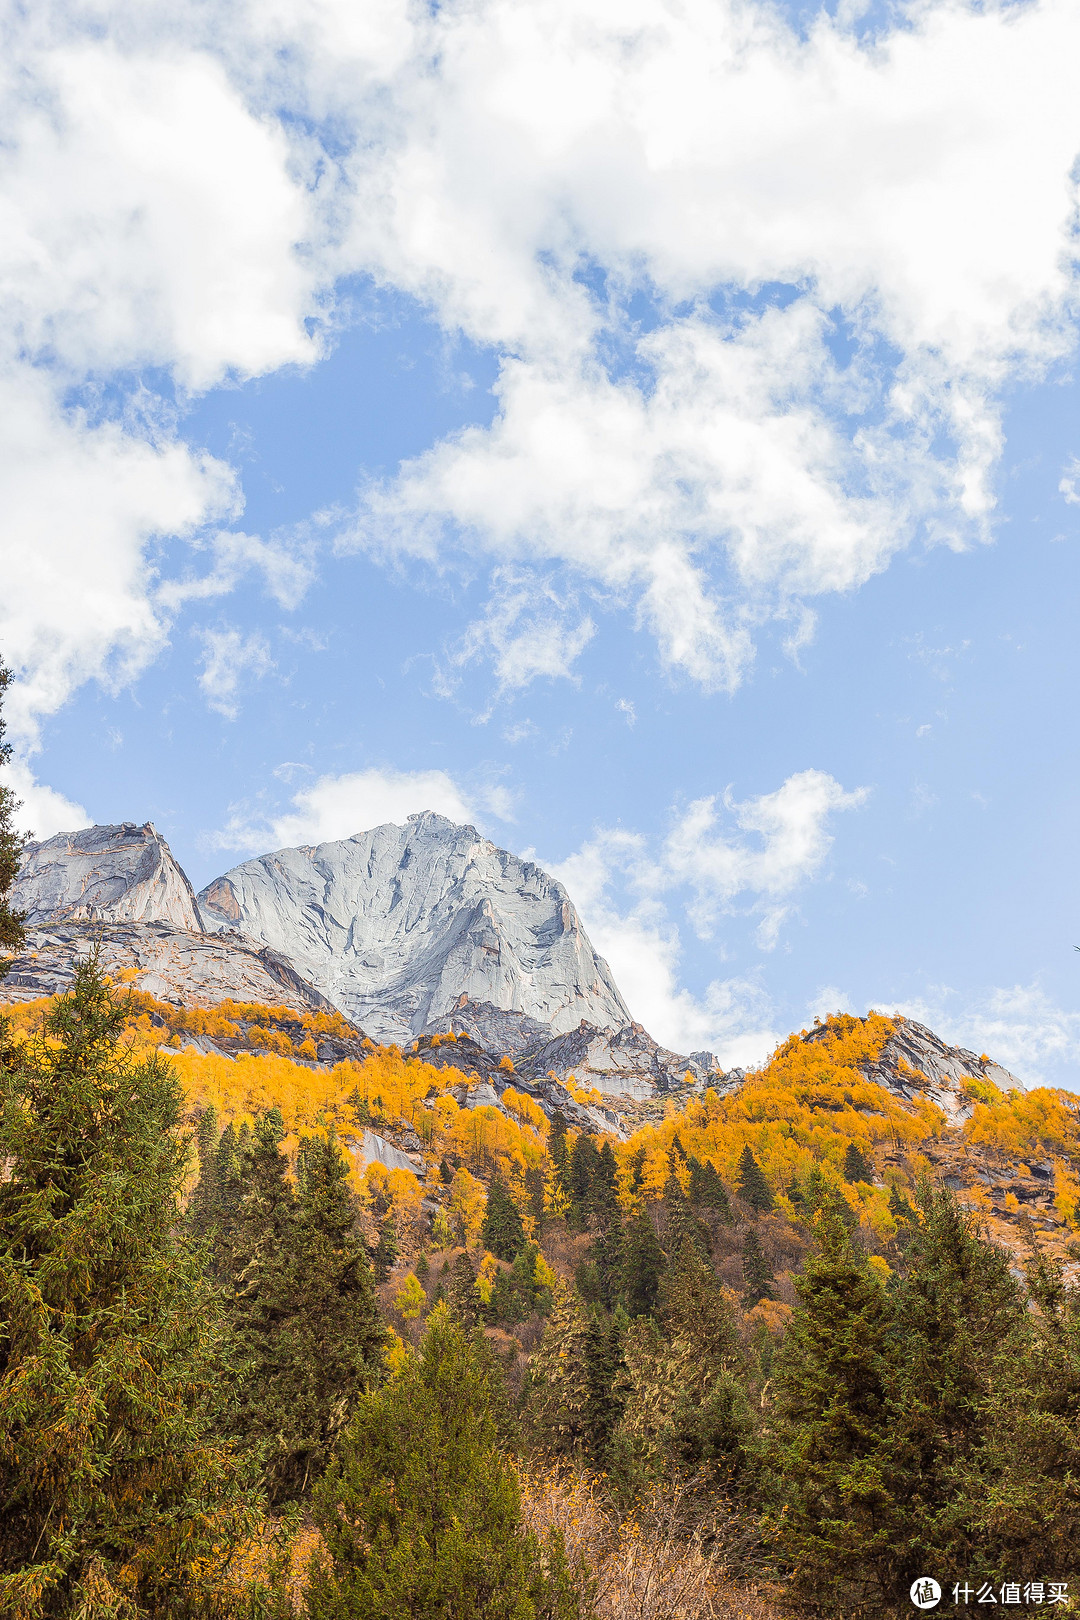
0,921,340,1015
12,822,202,929
197,813,633,1045
804,1013,1024,1124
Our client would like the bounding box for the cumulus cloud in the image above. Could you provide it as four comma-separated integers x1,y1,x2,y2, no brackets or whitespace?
3,757,90,843
549,766,864,1055
7,0,1080,731
212,764,513,854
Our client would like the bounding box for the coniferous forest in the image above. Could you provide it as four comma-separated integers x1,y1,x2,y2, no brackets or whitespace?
2,663,1080,1619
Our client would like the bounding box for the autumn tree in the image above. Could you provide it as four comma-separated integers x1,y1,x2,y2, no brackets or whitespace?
0,955,253,1612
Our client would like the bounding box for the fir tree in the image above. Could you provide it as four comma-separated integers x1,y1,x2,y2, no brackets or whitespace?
0,658,28,978
688,1155,735,1223
843,1141,874,1184
662,1171,709,1258
308,1307,576,1619
548,1109,570,1201
567,1132,600,1227
740,1227,776,1306
374,1212,399,1283
0,955,253,1609
481,1171,526,1261
736,1145,774,1213
767,1207,898,1610
529,1282,592,1457
189,1103,220,1240
620,1205,664,1318
415,1250,430,1284
448,1250,480,1327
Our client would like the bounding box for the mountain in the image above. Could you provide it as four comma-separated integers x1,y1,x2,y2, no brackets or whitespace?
12,822,202,930
197,812,633,1046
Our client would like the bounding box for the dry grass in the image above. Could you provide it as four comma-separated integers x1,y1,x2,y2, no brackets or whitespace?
520,1468,785,1620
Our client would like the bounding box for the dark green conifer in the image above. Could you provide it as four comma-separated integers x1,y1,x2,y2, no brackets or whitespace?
308,1307,576,1619
843,1141,874,1184
374,1211,399,1283
768,1206,897,1609
663,1171,709,1258
189,1103,220,1240
548,1109,570,1199
0,658,28,977
620,1205,664,1318
736,1144,774,1213
0,955,253,1606
448,1250,480,1327
415,1250,430,1283
687,1155,734,1223
480,1170,526,1261
740,1227,777,1306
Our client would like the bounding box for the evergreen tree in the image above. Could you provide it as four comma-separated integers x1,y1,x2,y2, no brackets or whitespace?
548,1110,570,1201
615,1244,749,1488
567,1132,600,1227
529,1282,592,1457
189,1103,221,1240
740,1227,776,1306
0,658,27,978
843,1141,874,1184
620,1205,664,1318
0,955,253,1611
308,1306,577,1619
448,1250,480,1327
224,1121,387,1504
736,1145,774,1213
688,1155,735,1223
374,1212,399,1283
415,1250,430,1284
481,1171,526,1261
767,1207,898,1610
662,1170,708,1258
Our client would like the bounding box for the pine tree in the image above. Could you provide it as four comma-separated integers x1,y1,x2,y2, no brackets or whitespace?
374,1212,399,1283
567,1132,600,1227
308,1306,573,1620
224,1121,387,1504
688,1155,734,1223
481,1171,526,1261
0,658,28,978
548,1109,570,1202
448,1250,480,1327
843,1141,874,1184
0,954,254,1610
736,1145,774,1213
663,1171,708,1258
189,1103,221,1240
740,1227,776,1306
767,1206,898,1610
615,1244,749,1487
529,1282,593,1457
620,1205,664,1318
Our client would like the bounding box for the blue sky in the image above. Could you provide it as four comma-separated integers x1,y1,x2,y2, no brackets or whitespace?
3,0,1080,1083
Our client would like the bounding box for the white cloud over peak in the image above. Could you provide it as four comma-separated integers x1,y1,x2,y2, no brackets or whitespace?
212,764,513,855
3,757,90,843
550,766,865,1055
891,982,1080,1093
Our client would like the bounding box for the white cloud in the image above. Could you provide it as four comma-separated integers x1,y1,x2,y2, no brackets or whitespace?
195,626,275,719
891,983,1080,1092
324,0,1080,685
212,764,513,854
6,0,1080,727
549,766,864,1055
3,758,90,843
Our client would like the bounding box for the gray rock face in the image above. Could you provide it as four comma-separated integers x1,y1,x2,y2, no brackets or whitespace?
520,1019,725,1099
12,823,202,931
0,922,339,1016
197,813,632,1044
805,1014,1025,1124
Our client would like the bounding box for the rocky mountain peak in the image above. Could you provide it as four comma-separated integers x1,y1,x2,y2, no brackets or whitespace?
196,814,632,1045
12,822,203,932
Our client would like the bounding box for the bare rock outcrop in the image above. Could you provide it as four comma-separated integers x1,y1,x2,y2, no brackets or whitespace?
197,813,632,1045
0,921,339,1016
12,823,202,931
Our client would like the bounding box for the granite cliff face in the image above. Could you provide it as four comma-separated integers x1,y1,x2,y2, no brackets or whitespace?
197,813,632,1045
0,922,340,1016
12,823,202,931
